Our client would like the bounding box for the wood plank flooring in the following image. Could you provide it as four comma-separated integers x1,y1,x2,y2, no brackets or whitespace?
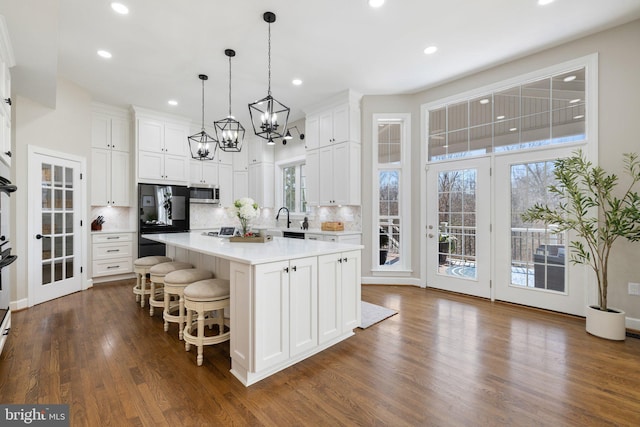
1,280,640,426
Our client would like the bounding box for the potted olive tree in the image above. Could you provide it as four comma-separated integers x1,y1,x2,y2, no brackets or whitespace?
522,150,640,340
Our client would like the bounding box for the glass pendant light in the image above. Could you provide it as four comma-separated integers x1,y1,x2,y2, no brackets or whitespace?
215,49,245,152
188,74,217,160
248,11,290,145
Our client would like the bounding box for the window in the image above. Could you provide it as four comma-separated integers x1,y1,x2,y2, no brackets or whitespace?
427,67,587,161
373,115,410,271
280,161,307,213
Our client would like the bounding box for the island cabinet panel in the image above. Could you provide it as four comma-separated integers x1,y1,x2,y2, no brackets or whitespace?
229,262,252,371
289,257,318,357
253,260,290,372
340,250,362,331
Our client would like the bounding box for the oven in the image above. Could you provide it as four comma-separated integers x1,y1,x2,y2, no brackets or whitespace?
0,168,17,355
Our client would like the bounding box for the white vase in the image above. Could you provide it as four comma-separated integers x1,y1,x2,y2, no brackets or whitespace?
585,305,626,341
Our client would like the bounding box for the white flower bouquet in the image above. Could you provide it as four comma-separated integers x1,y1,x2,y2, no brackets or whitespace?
232,197,260,237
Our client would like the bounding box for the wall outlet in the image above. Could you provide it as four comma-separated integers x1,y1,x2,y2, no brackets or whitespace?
628,282,640,296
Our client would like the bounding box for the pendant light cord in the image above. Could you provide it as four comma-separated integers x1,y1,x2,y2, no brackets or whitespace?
228,55,232,117
200,78,205,131
267,20,272,96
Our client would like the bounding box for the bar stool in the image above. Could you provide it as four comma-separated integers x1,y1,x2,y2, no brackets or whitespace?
163,269,213,339
133,256,172,308
183,278,230,366
148,261,193,316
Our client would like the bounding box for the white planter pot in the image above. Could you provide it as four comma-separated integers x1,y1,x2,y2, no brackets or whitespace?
585,305,626,341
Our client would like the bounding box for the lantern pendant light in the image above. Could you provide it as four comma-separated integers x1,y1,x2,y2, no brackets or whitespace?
248,11,290,145
215,49,245,152
188,74,217,160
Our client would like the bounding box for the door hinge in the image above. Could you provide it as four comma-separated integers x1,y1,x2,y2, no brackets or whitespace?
490,223,492,232
81,267,83,273
80,173,83,180
80,220,83,227
490,280,492,288
489,167,492,176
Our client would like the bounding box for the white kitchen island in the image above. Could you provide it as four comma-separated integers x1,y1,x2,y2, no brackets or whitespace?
143,232,362,386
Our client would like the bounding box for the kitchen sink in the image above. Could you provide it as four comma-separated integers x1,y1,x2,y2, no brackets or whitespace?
282,230,305,239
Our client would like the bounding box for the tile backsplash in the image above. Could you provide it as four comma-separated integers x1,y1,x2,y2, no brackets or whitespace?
90,206,134,231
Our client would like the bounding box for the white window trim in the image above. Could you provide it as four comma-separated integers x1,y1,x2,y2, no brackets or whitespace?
371,113,412,273
275,155,307,216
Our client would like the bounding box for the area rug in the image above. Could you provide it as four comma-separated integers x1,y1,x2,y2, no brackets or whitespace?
359,301,398,329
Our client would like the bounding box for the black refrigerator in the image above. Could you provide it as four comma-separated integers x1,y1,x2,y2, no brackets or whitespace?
138,183,190,257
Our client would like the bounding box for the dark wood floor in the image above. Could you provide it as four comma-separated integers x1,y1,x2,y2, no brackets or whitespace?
1,280,640,426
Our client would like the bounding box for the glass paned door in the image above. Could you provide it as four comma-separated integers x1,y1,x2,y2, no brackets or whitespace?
494,148,586,316
426,157,490,298
31,153,82,306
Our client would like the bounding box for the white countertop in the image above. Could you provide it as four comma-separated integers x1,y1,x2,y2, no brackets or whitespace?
268,228,361,236
143,232,363,265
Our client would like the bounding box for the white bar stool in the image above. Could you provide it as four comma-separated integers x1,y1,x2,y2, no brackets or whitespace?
183,278,231,366
133,256,172,308
163,269,213,339
148,261,193,316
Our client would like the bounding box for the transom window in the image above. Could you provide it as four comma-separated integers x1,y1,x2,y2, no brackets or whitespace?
428,67,586,161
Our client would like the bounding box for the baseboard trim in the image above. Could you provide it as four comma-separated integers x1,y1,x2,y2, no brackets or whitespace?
361,276,424,287
10,298,28,311
625,316,640,332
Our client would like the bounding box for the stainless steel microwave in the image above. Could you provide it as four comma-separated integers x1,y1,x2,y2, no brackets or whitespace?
189,186,220,204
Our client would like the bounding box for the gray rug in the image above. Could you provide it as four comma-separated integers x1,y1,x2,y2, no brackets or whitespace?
359,301,398,329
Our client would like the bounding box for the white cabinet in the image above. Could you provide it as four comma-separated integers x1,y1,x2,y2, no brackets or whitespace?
306,233,361,244
308,141,360,206
136,115,189,183
218,163,233,207
247,137,274,164
318,250,361,343
91,149,130,206
253,256,317,372
232,145,249,171
249,162,274,208
306,102,359,149
90,110,131,207
189,160,218,186
233,170,249,202
92,233,134,278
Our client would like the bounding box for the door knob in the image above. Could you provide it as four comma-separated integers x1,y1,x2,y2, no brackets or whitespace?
428,233,434,238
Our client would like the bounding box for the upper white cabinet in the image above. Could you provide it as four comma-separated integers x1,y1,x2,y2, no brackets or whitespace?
189,159,219,186
134,107,190,184
248,162,274,208
304,90,361,206
305,90,361,150
90,106,131,206
247,136,274,164
0,17,14,167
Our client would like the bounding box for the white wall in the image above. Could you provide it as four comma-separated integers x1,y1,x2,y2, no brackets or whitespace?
360,19,640,318
12,77,92,306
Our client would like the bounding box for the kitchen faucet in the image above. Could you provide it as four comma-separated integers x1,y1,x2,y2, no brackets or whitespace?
275,207,291,229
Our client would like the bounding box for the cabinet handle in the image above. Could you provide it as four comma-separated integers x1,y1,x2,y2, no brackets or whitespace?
2,327,9,336
107,249,120,253
343,258,348,263
4,151,11,158
283,267,289,273
338,258,342,263
4,98,10,106
292,265,297,272
106,237,120,240
107,265,120,269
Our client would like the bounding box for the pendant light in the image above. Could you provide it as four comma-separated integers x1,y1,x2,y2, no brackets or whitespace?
188,74,217,160
248,11,290,145
214,49,245,152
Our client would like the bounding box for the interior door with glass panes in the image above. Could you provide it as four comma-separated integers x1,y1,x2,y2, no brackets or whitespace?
493,148,586,316
426,157,491,298
30,153,82,305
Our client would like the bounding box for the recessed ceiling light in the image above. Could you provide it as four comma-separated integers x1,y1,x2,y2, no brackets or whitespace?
573,115,585,120
97,50,112,59
509,127,518,132
110,2,129,14
292,79,302,86
423,46,438,55
369,0,384,8
479,99,490,105
564,75,577,82
538,0,554,5
569,98,581,104
496,115,505,120
168,100,178,106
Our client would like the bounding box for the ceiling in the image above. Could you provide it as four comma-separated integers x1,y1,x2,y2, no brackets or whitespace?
2,0,640,131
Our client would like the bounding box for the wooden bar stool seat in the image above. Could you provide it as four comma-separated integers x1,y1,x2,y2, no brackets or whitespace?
148,261,193,316
163,269,213,339
133,256,172,308
183,278,231,366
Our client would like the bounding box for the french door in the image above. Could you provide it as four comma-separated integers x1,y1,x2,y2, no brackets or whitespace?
426,157,491,298
493,147,586,316
29,151,83,305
